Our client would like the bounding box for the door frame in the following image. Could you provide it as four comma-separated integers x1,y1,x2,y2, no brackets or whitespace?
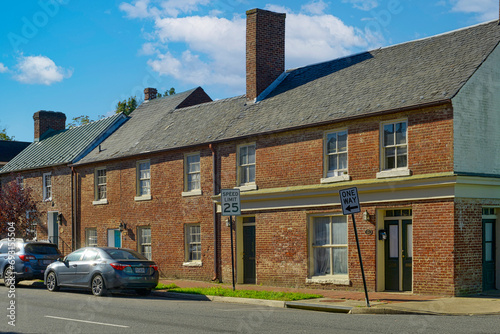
482,208,499,290
376,208,413,292
107,229,122,248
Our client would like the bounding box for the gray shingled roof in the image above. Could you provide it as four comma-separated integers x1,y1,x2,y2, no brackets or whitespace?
76,20,500,166
0,113,127,173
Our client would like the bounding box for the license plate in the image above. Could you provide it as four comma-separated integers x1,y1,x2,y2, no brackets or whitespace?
135,267,145,274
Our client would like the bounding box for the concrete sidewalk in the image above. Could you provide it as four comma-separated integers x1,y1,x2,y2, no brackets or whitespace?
156,279,500,316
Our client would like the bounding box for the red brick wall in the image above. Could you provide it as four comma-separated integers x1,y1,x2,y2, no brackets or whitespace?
76,147,217,281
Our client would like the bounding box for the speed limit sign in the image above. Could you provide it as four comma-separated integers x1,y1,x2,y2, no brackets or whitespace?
221,189,241,216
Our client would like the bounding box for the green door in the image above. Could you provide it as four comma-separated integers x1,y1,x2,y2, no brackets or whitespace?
402,220,413,291
243,225,256,284
385,220,399,291
385,219,412,291
483,219,496,291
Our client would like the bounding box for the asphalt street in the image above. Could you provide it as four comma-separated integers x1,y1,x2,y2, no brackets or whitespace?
2,285,500,333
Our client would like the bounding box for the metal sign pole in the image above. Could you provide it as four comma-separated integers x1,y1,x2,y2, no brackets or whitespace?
351,213,370,307
230,215,236,291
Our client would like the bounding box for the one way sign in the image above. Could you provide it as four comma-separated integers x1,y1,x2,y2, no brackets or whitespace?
339,187,361,215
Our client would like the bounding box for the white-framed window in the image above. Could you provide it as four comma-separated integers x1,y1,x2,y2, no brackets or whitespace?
136,160,151,200
238,143,256,187
138,227,152,260
382,120,407,170
310,215,348,277
43,173,52,201
185,224,201,262
321,129,350,184
85,228,98,247
94,168,107,201
183,153,201,195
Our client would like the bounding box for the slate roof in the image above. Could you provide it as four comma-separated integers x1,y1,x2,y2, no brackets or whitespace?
76,20,500,166
0,113,127,173
0,140,31,165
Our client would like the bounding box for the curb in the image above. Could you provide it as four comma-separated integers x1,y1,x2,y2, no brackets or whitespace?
153,290,286,308
285,301,352,313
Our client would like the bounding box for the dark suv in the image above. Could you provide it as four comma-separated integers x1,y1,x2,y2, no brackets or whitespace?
0,238,61,287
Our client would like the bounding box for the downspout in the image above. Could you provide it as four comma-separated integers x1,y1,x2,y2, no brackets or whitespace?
209,143,219,281
70,166,76,251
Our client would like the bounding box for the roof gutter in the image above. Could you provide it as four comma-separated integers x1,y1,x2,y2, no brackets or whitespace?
209,143,219,282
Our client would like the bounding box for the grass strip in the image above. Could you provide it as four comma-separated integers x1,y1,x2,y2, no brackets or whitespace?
155,283,322,301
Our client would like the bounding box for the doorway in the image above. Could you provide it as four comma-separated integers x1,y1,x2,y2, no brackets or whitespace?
483,218,496,291
47,211,59,247
107,229,121,248
237,217,256,284
383,210,412,292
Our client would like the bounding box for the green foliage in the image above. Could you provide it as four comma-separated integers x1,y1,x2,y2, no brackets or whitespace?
157,87,176,98
66,115,105,129
155,283,180,290
154,285,322,301
115,96,138,116
0,127,13,141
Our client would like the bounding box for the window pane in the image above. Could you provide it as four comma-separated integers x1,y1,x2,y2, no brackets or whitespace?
247,145,256,164
239,146,248,165
406,224,413,258
397,152,407,168
338,153,347,170
338,131,347,152
485,223,493,242
328,155,338,172
384,124,394,146
314,218,330,246
385,149,395,169
332,218,347,245
389,225,399,258
395,122,407,144
486,243,493,262
314,248,330,275
333,248,348,274
248,165,255,183
327,133,337,154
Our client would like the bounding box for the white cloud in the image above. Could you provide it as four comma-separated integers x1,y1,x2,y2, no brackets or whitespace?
120,0,210,19
301,0,329,15
13,55,72,85
0,63,8,73
120,0,154,19
342,0,379,11
450,0,498,21
120,1,380,94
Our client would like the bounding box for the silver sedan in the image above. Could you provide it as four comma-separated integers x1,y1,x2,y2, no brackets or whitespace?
44,247,159,296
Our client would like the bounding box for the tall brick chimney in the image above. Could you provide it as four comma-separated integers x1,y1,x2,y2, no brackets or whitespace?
33,110,66,141
144,87,158,101
246,8,286,102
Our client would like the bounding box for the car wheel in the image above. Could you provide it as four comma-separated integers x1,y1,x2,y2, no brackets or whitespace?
91,274,107,296
46,272,60,292
136,288,152,296
3,266,18,287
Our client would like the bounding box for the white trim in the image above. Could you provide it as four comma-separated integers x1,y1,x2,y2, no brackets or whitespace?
379,118,409,172
320,174,351,184
134,194,152,202
237,142,256,187
94,167,107,201
376,169,411,179
43,172,52,201
306,276,350,285
92,199,108,205
235,184,258,192
182,261,202,267
323,128,348,179
182,189,202,197
136,159,151,197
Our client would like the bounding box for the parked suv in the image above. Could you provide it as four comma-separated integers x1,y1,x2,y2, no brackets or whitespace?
0,238,61,287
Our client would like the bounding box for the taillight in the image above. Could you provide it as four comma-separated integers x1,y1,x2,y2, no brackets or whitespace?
109,263,131,271
19,255,36,262
150,265,158,271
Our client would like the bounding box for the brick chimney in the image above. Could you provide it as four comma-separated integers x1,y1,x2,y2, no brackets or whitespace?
144,87,158,101
33,110,66,141
246,8,286,102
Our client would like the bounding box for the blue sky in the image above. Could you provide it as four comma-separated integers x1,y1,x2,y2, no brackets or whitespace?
0,0,498,142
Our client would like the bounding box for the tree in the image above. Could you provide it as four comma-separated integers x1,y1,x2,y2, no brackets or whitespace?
66,115,105,129
157,87,176,98
115,96,138,116
0,126,13,141
0,174,40,239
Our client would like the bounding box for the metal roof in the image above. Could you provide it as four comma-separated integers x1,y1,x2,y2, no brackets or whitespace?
0,113,127,173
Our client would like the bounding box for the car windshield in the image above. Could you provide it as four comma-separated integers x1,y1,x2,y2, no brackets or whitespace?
104,249,147,260
25,244,61,255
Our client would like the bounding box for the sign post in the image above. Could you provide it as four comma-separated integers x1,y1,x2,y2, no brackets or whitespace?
221,189,241,291
339,187,370,307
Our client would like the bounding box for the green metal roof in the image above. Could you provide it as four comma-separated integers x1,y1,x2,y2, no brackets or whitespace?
0,113,127,173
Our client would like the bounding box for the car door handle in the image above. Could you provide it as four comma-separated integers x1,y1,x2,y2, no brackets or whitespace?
71,264,77,268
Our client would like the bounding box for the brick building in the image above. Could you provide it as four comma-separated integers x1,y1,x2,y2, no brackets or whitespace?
3,8,499,296
70,9,500,296
0,111,127,254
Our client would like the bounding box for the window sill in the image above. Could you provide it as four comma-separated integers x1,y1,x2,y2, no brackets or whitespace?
92,199,108,205
376,169,411,179
320,174,351,184
235,184,258,192
182,261,202,267
44,198,52,202
134,194,152,202
306,275,350,285
182,189,202,197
